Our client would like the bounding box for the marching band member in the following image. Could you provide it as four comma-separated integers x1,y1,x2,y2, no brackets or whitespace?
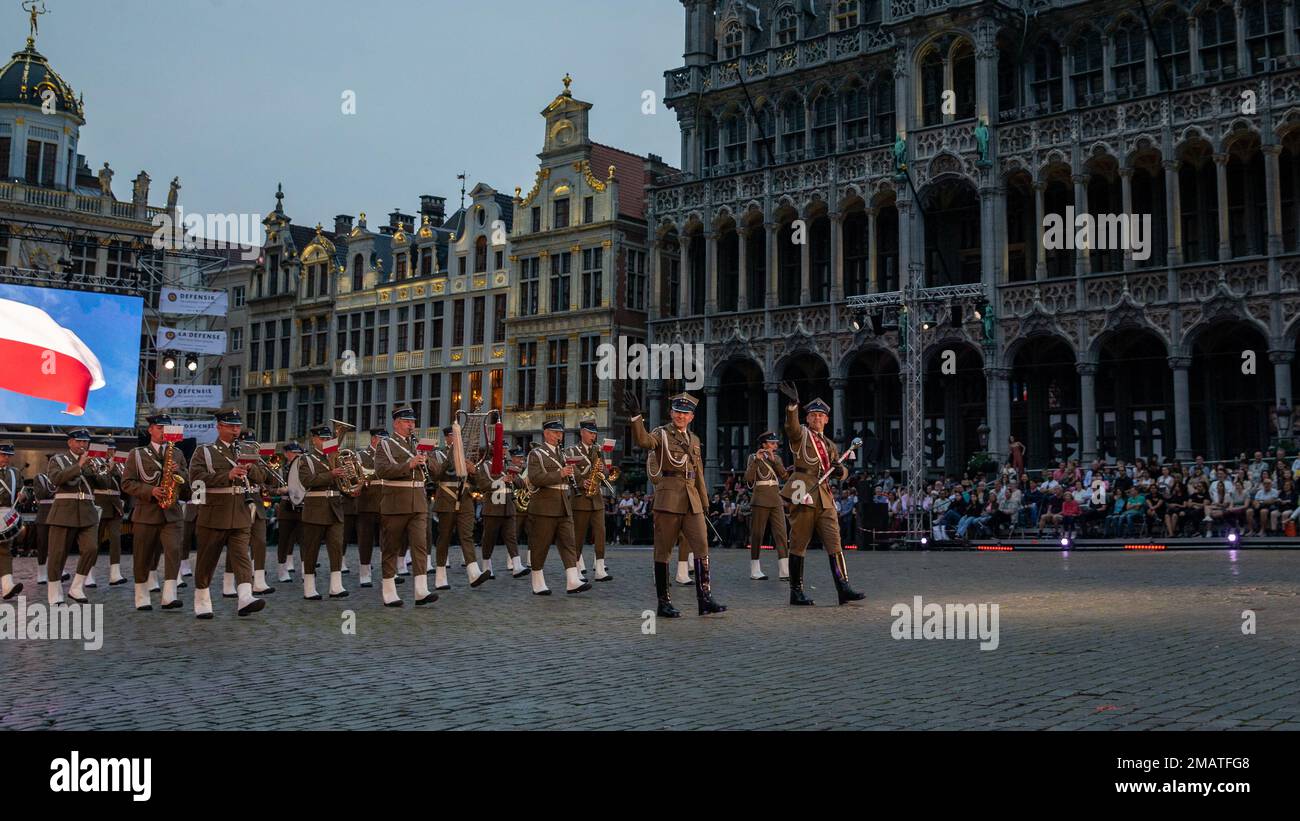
525,420,590,595
44,429,102,605
188,409,272,618
0,441,25,600
236,432,277,596
275,443,304,583
291,425,352,600
121,414,188,611
32,461,59,586
355,429,387,588
88,438,127,587
373,406,436,607
431,425,489,590
571,419,613,582
779,382,865,606
475,445,528,579
625,390,724,618
744,431,790,581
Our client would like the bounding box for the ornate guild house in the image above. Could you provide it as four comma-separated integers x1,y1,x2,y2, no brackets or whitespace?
647,0,1300,485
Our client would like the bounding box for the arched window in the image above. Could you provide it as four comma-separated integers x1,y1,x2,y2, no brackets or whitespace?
1199,1,1238,79
1112,20,1147,98
722,21,744,59
1244,0,1286,74
722,111,747,168
842,82,871,148
833,0,859,31
998,44,1021,116
751,104,775,167
811,91,837,157
775,5,797,45
1070,30,1104,106
780,95,806,159
474,235,488,273
1032,38,1063,112
1152,10,1190,90
952,40,975,120
352,254,364,292
919,47,944,126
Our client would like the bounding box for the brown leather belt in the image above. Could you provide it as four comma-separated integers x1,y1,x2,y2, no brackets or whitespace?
660,470,696,479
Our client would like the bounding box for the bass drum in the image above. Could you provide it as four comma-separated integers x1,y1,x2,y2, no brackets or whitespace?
0,507,21,543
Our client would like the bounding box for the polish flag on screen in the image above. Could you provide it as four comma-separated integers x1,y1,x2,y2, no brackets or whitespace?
0,297,106,416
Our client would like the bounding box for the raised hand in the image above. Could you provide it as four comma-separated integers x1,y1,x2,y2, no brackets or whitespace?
621,389,642,417
779,380,800,405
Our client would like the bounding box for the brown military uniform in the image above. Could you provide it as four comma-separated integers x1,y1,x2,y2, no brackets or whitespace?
475,461,520,564
355,448,382,569
45,450,102,583
571,441,607,561
188,438,273,591
524,442,579,570
121,442,188,585
745,452,790,559
33,471,55,571
276,458,302,568
92,460,125,571
630,417,710,563
373,434,430,580
430,449,479,569
782,405,847,557
293,449,346,574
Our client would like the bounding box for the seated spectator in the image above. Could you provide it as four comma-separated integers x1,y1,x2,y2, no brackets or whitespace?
1060,490,1081,536
1278,478,1299,535
1038,486,1065,534
1247,477,1280,536
1146,486,1167,536
1164,479,1188,538
1102,492,1128,537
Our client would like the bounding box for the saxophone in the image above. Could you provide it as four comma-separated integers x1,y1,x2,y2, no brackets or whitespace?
581,446,620,497
159,441,183,510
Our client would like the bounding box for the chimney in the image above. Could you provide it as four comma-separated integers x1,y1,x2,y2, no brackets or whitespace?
334,214,354,236
421,195,447,227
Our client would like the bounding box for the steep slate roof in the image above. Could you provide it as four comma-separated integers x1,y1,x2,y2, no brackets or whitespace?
591,142,648,220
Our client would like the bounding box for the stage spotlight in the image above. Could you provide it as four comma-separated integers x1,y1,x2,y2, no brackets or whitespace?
920,536,929,546
1060,536,1070,547
1226,532,1238,544
185,353,199,373
162,352,176,371
850,313,863,332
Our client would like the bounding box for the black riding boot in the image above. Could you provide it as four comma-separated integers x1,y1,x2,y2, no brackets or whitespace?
829,551,865,604
789,553,814,606
694,556,726,615
654,562,680,618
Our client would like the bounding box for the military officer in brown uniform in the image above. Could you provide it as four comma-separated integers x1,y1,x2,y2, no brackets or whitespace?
221,432,278,597
45,429,104,605
275,442,303,583
87,438,127,588
525,420,591,596
0,441,27,600
625,391,725,618
779,382,865,606
744,431,790,581
430,424,489,590
373,406,436,607
121,414,189,610
475,445,528,579
188,409,272,618
355,429,387,588
571,419,613,582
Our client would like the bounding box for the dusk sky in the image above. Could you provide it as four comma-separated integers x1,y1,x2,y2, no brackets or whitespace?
33,0,683,229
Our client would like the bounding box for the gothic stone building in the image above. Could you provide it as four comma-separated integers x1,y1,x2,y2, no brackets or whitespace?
648,0,1300,486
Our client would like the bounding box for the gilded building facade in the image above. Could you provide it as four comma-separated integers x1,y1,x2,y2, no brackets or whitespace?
649,0,1300,485
503,77,667,455
241,182,513,446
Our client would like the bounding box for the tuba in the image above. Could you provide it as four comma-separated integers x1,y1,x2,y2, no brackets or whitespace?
330,419,367,495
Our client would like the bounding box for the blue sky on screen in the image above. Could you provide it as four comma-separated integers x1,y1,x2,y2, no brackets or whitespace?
0,284,144,428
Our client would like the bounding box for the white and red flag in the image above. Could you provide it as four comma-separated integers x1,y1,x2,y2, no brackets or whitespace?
321,438,340,455
162,425,185,443
0,297,106,416
416,438,437,453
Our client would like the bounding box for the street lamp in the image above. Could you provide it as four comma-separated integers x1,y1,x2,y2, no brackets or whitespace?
1275,398,1293,448
977,420,989,449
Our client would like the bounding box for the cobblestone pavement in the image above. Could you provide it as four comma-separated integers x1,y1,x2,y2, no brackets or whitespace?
2,547,1298,730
